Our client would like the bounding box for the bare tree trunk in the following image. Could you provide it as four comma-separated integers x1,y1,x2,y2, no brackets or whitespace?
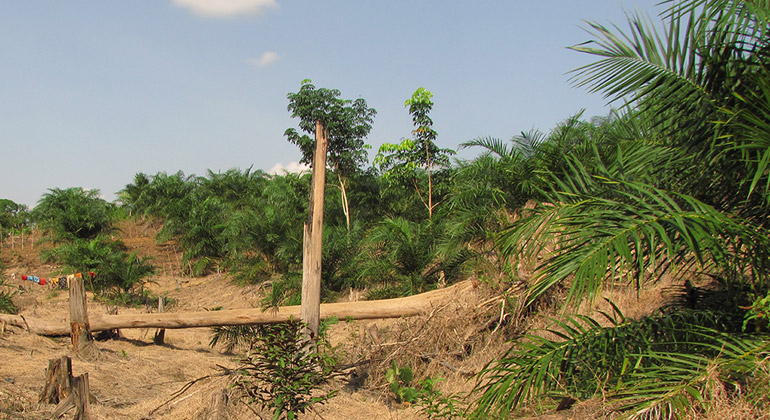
69,275,95,355
153,296,166,345
337,173,351,232
301,120,328,338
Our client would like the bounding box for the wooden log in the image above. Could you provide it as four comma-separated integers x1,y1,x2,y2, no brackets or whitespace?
153,296,166,345
0,280,473,336
69,275,94,353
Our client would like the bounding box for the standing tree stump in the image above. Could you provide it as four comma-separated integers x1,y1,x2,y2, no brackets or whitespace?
69,275,95,355
153,296,166,345
40,356,73,404
41,356,97,420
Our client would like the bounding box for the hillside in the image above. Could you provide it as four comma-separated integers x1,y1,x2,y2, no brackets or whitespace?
0,220,516,420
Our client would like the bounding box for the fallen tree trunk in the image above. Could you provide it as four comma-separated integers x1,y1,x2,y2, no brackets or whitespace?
0,280,472,336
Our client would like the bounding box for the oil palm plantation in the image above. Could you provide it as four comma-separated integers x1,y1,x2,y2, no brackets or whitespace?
471,0,770,417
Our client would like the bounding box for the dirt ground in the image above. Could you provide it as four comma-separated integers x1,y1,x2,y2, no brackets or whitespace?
0,223,504,420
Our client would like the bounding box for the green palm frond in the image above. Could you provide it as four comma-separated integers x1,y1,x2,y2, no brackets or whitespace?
720,67,770,205
569,7,706,103
611,332,770,419
470,307,766,419
499,145,770,306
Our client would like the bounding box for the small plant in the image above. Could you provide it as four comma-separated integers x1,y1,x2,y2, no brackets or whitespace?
386,361,418,403
386,361,465,418
209,325,258,353
417,377,464,419
234,321,338,420
743,289,770,332
0,279,18,314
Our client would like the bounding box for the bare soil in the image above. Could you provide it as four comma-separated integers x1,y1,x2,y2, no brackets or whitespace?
0,221,503,419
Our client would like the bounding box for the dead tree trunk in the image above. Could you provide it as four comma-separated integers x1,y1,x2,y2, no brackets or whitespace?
301,120,328,339
69,275,94,355
42,356,97,420
40,356,73,404
153,296,166,345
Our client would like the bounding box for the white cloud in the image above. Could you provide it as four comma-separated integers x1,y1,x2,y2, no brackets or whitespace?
172,0,277,18
249,51,280,68
268,161,309,175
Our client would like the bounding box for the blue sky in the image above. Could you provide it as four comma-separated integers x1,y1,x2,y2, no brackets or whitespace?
0,0,661,208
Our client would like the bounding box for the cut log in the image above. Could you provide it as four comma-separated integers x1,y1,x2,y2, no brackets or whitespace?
0,280,473,336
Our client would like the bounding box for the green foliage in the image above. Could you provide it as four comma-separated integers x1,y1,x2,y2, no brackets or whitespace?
0,278,18,315
284,79,376,170
743,289,770,332
500,148,770,307
470,304,767,419
31,187,114,241
417,377,464,420
51,236,155,295
357,217,442,296
234,321,338,420
471,2,770,418
209,325,259,353
386,361,418,403
387,361,464,419
375,88,455,219
0,199,30,236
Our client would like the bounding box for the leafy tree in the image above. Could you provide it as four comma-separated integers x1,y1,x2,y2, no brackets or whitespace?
0,199,29,231
375,88,455,219
285,80,376,232
32,187,114,241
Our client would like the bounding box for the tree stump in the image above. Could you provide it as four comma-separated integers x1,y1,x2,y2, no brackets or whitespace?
153,296,166,345
41,356,97,420
69,275,94,355
40,356,73,404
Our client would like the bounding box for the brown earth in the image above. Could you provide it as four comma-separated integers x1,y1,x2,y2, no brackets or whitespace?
3,220,736,420
0,221,510,420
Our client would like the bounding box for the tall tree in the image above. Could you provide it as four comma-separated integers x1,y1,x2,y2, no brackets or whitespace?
285,80,376,337
375,88,455,219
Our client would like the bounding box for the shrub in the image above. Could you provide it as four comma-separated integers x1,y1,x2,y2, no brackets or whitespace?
0,279,18,315
234,321,338,419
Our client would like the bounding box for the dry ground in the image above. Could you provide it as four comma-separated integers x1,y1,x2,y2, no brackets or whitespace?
2,221,745,419
0,222,505,419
